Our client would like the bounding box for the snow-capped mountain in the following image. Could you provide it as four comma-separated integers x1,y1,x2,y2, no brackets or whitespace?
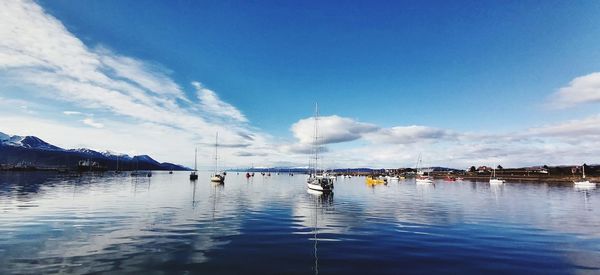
0,132,62,150
0,131,188,171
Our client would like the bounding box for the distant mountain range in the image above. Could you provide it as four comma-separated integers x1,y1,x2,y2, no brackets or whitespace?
0,132,189,171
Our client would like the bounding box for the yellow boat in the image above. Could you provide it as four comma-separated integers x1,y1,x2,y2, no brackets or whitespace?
366,176,386,185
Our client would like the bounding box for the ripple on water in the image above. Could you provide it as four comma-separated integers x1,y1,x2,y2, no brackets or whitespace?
0,172,599,274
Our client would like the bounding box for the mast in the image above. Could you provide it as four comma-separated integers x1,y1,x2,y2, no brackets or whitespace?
214,132,219,175
194,147,197,171
313,103,319,176
583,165,586,179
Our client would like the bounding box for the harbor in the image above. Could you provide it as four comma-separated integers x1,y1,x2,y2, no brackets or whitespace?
0,171,599,274
2,0,600,273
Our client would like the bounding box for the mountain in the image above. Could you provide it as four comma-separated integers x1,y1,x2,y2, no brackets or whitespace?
0,133,63,150
0,131,189,171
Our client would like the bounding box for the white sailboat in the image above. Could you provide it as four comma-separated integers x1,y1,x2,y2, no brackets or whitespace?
415,154,433,184
574,165,595,187
210,132,225,183
190,147,198,180
489,167,504,184
307,103,334,192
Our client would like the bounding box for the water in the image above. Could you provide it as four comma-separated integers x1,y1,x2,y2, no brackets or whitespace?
1,172,599,274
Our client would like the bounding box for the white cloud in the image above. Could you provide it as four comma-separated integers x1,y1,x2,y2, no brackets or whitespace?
193,81,247,123
291,115,378,145
63,111,82,116
365,125,454,144
82,118,104,128
548,72,600,108
0,0,267,166
526,114,600,138
99,50,184,99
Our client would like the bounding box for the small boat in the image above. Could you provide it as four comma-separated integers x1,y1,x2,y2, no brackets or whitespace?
190,148,198,180
246,172,251,178
415,154,433,184
366,176,386,185
416,176,434,184
169,171,173,174
211,174,225,182
574,165,595,187
210,133,225,183
489,167,504,184
386,176,399,181
306,103,334,192
307,175,334,192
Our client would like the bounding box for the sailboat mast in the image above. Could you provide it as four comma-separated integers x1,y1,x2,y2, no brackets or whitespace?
313,103,319,176
214,132,219,174
583,165,586,179
194,147,197,171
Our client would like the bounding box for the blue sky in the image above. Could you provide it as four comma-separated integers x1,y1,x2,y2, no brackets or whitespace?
1,0,600,168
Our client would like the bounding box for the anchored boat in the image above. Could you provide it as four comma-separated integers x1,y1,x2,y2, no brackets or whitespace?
210,132,225,183
574,165,595,187
489,167,504,184
415,154,433,184
190,147,198,180
307,103,333,192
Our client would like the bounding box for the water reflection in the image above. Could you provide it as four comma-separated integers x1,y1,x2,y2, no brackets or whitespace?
0,172,599,274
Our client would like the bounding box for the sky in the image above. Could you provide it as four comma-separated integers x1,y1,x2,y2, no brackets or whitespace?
1,0,600,169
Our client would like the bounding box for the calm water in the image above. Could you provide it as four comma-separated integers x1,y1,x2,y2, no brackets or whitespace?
1,172,599,274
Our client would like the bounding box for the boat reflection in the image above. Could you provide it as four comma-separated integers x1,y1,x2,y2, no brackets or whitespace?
307,189,334,275
490,183,504,204
191,181,199,207
574,185,595,207
307,189,334,207
574,184,596,191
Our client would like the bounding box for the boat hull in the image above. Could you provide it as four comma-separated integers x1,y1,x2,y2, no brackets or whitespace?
307,182,332,192
211,176,224,182
489,179,504,184
574,180,595,187
416,177,433,184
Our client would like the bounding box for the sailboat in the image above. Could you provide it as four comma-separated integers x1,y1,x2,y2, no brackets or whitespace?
574,165,595,187
307,103,334,192
210,132,225,183
115,154,120,174
415,154,433,184
489,167,504,184
189,148,198,180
